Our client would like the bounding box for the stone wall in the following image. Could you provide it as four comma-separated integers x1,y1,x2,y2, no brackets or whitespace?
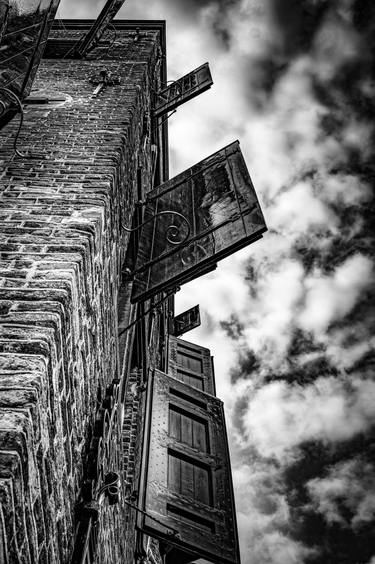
0,26,161,563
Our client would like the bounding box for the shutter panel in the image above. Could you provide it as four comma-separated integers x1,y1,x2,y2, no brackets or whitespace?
168,337,215,395
139,370,240,564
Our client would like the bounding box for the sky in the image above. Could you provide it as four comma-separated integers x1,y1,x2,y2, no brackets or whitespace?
57,1,375,563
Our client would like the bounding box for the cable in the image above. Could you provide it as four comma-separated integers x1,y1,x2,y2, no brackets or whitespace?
0,87,44,162
103,24,117,57
151,109,176,134
124,498,180,537
118,288,177,338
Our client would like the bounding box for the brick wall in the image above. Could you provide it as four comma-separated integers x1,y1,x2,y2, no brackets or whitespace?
0,26,162,563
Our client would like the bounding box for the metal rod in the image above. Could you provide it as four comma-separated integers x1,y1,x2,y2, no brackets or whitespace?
117,288,177,338
0,44,34,64
124,498,180,536
2,21,43,37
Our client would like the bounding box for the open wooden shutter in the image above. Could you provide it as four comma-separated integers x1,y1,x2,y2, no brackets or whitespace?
138,370,240,564
168,337,215,395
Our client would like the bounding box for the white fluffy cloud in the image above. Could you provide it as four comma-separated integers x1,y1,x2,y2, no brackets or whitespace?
299,254,374,334
243,377,375,461
242,259,304,370
307,458,375,529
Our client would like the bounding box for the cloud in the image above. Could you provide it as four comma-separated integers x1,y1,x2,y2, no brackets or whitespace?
233,461,317,564
307,457,375,529
54,2,375,562
299,254,374,334
242,259,305,371
268,181,336,235
242,377,375,461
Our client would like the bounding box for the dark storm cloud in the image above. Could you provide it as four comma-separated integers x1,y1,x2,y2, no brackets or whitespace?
284,442,375,563
269,0,330,56
220,314,245,340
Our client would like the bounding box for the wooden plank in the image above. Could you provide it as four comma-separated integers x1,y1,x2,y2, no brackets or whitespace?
168,452,181,494
180,458,195,500
177,350,203,373
180,411,193,446
169,407,180,441
184,372,204,391
194,465,210,506
192,418,207,453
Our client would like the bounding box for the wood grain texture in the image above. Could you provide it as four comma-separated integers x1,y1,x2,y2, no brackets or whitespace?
141,369,240,564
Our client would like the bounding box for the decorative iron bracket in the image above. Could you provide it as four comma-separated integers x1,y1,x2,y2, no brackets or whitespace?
121,209,192,279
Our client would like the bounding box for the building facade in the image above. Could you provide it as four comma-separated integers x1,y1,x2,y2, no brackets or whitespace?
0,7,265,563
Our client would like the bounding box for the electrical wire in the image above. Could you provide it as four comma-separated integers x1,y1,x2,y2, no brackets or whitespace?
151,109,176,134
103,24,117,57
118,288,177,338
123,498,180,537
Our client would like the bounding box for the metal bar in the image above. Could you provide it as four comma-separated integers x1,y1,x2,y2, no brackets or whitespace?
124,498,180,536
118,287,176,337
2,21,43,37
148,196,158,292
21,3,52,95
0,44,35,64
71,518,93,564
73,0,127,58
1,73,24,88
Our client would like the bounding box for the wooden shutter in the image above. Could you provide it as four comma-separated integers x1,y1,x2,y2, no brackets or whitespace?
130,141,267,304
139,370,240,564
168,337,215,395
